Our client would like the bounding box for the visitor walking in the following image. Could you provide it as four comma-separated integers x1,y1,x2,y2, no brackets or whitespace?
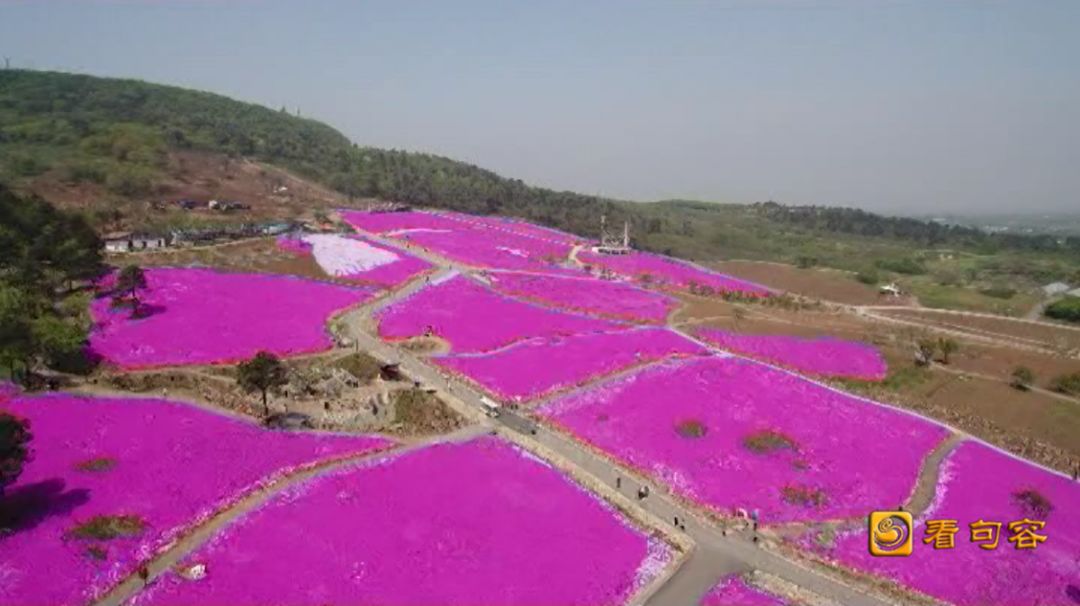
138,565,150,587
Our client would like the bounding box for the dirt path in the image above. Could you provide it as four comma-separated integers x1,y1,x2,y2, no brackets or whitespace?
92,425,487,606
905,433,965,516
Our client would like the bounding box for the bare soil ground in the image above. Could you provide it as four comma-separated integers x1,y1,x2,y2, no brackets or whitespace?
82,353,463,437
874,307,1080,352
124,237,331,281
712,260,894,306
26,150,370,229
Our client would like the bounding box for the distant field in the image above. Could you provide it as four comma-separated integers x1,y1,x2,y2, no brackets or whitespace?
712,261,884,305
876,308,1080,351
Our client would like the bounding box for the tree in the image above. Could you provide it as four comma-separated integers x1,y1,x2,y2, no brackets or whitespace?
0,286,36,381
0,413,31,497
237,351,288,417
1044,297,1080,323
113,264,147,316
1050,372,1080,396
1010,366,1035,391
936,338,959,364
31,315,88,373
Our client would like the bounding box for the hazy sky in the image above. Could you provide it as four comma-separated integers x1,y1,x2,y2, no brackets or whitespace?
2,1,1078,213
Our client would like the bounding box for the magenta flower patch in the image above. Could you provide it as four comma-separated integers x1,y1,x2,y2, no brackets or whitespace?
540,357,947,523
89,268,374,368
0,393,391,606
376,274,623,352
274,234,312,256
134,437,669,606
485,270,678,324
437,327,707,402
695,329,887,381
823,441,1080,606
580,250,770,296
342,210,582,274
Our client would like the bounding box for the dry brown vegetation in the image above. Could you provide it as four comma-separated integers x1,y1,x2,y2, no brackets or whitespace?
713,260,891,306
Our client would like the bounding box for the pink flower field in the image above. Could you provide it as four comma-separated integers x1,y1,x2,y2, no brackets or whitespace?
340,208,468,234
820,441,1080,606
695,329,888,381
342,209,581,274
700,576,786,606
485,270,678,323
540,357,948,523
277,233,432,287
436,327,707,402
438,211,584,246
377,274,623,352
580,250,770,296
0,393,391,606
90,268,374,368
134,437,670,606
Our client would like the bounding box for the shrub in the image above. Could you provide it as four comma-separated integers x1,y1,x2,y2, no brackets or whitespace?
875,257,927,275
68,514,146,540
936,338,959,364
104,165,154,197
333,352,382,383
855,269,879,285
1044,297,1080,323
74,457,116,473
7,153,48,177
743,429,798,454
85,545,108,561
1010,367,1035,391
674,419,707,438
62,161,108,184
979,286,1017,300
781,484,827,508
0,413,32,497
1049,371,1080,396
1012,489,1054,518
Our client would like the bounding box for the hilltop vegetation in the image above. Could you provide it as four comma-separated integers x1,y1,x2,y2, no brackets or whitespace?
1,69,1077,314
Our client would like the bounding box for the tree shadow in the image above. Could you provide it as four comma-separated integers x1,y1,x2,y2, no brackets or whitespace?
0,478,90,536
1066,585,1080,604
130,303,165,319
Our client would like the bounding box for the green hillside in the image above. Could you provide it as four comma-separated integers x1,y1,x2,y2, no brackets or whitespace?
1,69,1077,313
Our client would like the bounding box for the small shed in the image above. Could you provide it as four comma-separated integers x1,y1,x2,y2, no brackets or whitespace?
103,231,133,253
879,283,902,296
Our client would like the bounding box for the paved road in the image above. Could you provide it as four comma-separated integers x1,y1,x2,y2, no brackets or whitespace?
335,265,899,606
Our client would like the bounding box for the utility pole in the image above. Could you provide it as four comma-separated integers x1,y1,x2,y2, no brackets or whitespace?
3,57,10,70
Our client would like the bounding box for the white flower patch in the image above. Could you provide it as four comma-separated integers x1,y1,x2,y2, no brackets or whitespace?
385,228,452,237
303,234,399,277
496,246,529,258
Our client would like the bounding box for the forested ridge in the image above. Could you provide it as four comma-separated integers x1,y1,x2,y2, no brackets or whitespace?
1,69,1077,272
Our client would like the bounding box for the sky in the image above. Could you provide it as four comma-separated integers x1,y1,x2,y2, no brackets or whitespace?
2,0,1078,214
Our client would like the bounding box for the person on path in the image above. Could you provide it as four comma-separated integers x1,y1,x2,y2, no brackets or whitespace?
138,565,150,586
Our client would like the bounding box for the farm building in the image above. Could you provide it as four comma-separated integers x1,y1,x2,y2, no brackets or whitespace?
103,232,168,253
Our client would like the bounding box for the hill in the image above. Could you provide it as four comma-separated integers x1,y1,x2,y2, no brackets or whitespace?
1,69,1077,314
